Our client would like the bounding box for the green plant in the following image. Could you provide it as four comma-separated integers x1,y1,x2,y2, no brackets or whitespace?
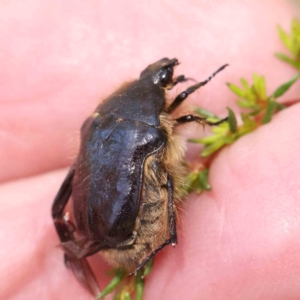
276,19,300,69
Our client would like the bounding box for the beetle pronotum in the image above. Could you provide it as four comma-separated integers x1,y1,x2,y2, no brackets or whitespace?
52,58,228,296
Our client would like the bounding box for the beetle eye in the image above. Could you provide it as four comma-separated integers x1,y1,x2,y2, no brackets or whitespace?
159,67,174,87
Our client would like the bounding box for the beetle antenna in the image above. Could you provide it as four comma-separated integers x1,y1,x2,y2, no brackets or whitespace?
201,64,229,86
167,64,229,114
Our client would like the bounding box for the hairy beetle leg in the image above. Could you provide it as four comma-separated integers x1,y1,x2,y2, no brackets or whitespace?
52,165,101,296
167,64,229,114
129,174,177,275
129,239,172,276
175,115,228,127
167,174,177,246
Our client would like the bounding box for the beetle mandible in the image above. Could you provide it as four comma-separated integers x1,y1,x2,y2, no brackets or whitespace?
52,57,228,295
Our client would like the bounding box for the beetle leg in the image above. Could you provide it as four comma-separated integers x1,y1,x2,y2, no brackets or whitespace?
52,164,75,241
167,75,196,90
175,114,228,127
52,165,101,296
166,64,229,113
64,254,100,296
166,174,177,246
129,239,172,276
129,174,177,275
166,75,193,90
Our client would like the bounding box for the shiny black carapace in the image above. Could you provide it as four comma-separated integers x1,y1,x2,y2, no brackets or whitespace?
52,58,228,295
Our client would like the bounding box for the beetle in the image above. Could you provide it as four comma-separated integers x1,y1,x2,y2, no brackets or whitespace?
52,57,228,296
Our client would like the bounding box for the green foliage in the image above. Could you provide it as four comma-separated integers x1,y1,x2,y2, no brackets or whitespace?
227,107,237,133
188,72,299,162
98,269,126,299
272,73,299,97
135,270,144,300
142,257,154,277
98,259,154,300
187,71,298,193
276,19,300,69
186,168,211,194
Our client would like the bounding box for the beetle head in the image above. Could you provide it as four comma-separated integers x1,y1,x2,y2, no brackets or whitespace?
140,58,179,88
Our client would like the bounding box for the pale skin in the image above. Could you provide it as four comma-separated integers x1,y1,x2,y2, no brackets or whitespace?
1,1,300,299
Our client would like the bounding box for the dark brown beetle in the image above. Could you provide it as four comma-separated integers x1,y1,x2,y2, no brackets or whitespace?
52,58,228,296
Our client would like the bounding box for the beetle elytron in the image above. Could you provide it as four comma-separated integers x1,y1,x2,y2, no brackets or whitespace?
52,58,228,295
